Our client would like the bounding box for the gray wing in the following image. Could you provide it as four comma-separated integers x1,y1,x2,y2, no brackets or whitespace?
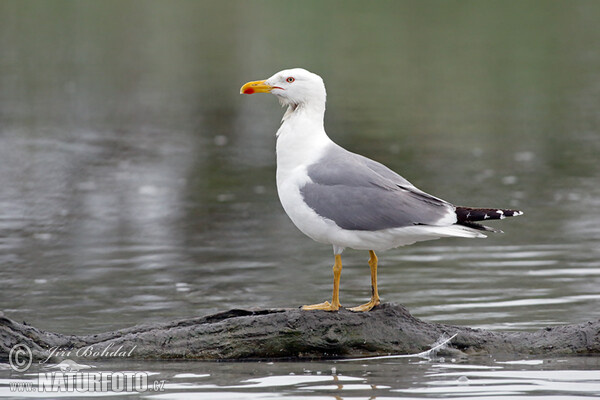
301,144,455,231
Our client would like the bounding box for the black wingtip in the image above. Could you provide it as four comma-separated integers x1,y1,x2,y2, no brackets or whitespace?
456,207,523,224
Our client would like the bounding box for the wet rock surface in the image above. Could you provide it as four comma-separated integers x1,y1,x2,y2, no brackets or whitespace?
1,304,599,362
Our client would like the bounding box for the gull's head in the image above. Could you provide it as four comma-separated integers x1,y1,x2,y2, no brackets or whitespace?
240,68,326,108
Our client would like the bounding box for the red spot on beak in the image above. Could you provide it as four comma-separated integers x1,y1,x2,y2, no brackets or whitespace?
243,88,255,94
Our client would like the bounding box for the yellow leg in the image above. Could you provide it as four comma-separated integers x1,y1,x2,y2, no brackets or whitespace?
349,250,381,312
302,254,342,311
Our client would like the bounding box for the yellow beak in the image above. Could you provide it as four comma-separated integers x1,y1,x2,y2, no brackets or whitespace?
240,80,273,95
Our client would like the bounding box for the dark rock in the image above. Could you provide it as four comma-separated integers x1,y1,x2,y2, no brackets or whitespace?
1,304,599,362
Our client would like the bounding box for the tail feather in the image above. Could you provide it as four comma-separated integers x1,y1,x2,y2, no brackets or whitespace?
455,206,523,232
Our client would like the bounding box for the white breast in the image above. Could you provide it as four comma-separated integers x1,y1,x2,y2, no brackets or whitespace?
275,110,339,245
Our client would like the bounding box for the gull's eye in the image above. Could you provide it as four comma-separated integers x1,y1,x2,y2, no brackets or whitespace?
286,77,295,83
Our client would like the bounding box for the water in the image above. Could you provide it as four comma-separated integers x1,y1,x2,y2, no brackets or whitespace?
1,1,600,398
2,356,600,398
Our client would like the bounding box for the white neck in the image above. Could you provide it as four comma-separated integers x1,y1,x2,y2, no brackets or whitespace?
280,96,326,124
275,102,332,180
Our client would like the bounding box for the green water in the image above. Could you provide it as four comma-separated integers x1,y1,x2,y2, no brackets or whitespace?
1,1,600,398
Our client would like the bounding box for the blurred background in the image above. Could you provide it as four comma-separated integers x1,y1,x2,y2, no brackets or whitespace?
1,0,599,335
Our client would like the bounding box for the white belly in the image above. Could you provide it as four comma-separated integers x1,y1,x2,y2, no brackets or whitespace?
276,165,336,244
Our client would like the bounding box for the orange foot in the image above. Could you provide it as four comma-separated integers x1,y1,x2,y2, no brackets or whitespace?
301,301,341,311
348,297,380,312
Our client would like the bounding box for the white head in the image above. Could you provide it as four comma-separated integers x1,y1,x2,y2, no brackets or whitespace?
240,68,326,111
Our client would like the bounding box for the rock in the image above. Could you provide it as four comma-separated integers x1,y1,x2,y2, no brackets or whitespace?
0,304,599,362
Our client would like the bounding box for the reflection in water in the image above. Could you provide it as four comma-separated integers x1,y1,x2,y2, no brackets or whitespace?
1,356,599,399
1,1,600,398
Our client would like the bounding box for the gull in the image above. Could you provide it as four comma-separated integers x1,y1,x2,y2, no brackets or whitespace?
240,68,522,312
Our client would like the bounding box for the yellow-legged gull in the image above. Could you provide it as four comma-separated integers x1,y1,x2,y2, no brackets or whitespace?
240,68,523,312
